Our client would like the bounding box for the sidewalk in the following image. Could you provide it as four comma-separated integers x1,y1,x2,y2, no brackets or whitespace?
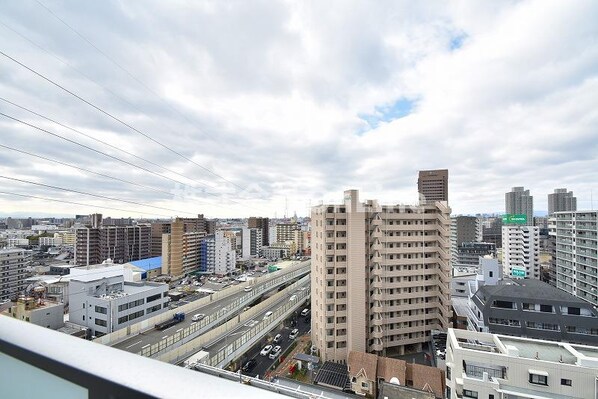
265,335,311,381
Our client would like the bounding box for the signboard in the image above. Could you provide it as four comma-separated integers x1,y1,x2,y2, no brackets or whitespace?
502,214,527,225
512,268,526,278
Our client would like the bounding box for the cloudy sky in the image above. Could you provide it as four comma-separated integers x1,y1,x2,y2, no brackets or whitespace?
0,0,597,218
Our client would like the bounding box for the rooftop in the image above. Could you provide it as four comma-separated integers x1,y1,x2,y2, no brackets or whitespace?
477,278,590,305
500,337,578,365
126,256,162,271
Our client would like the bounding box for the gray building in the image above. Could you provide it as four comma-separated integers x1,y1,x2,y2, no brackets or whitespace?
548,188,577,215
417,169,448,202
450,216,481,265
470,279,598,345
481,216,503,249
505,186,533,226
555,210,598,306
453,242,496,267
0,248,31,301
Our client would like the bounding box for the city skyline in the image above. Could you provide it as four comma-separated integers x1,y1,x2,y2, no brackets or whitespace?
1,1,597,218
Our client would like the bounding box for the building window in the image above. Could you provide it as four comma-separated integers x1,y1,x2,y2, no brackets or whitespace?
95,318,107,327
95,306,107,314
446,366,451,380
463,389,478,398
361,382,369,389
529,373,548,386
561,378,572,386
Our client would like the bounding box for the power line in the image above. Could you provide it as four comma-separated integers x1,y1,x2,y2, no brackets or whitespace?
0,99,267,212
0,111,226,209
0,48,248,193
0,143,175,198
0,191,173,218
0,175,194,216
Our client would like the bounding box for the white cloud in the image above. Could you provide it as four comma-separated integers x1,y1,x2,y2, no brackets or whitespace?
0,0,596,217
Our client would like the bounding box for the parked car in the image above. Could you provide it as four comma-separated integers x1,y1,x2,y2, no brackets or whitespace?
289,329,299,339
300,308,310,317
273,334,282,343
260,345,273,356
241,359,257,372
192,313,205,322
269,345,282,359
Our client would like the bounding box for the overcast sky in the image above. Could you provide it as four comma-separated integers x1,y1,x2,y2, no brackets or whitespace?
1,0,597,219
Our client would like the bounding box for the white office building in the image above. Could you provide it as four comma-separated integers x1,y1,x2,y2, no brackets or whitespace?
502,225,540,279
68,268,168,337
241,227,262,258
446,328,598,399
555,210,598,306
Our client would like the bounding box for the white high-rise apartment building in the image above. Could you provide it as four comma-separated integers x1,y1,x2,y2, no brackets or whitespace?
214,231,236,275
311,190,451,363
502,225,540,279
241,227,262,258
555,211,598,306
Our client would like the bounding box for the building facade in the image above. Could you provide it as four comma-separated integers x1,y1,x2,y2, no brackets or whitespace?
453,242,496,267
68,272,168,337
417,169,448,202
505,186,533,226
248,217,269,246
241,227,263,258
160,218,206,279
548,188,577,216
75,224,151,266
311,190,451,363
555,211,598,306
470,279,598,345
0,248,31,301
450,216,482,264
445,328,598,399
502,225,540,279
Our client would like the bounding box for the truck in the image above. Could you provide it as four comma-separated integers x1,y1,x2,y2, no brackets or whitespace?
155,312,185,330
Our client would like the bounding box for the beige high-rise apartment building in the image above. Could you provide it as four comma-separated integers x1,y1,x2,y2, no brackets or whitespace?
418,169,448,202
311,190,451,363
161,218,206,278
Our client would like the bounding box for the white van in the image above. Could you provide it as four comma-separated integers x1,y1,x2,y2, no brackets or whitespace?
300,308,310,317
263,311,273,320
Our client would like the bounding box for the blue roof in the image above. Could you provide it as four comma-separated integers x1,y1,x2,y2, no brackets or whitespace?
128,256,162,271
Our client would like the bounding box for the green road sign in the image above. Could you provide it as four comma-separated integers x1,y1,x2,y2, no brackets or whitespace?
512,268,526,278
502,214,527,225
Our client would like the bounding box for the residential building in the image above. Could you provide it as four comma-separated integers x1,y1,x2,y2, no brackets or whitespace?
445,328,598,399
502,225,540,279
150,214,211,257
453,242,496,267
248,217,269,246
347,351,445,398
4,297,64,330
68,270,168,337
275,223,299,243
548,188,577,215
505,186,533,226
469,279,598,345
242,227,263,258
554,211,598,306
481,216,503,249
0,248,31,301
417,169,448,202
161,218,205,279
261,242,294,259
199,232,236,275
311,189,451,363
450,216,481,265
545,216,557,286
75,221,151,266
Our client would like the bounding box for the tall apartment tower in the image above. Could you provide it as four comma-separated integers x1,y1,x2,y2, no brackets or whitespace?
75,224,151,266
248,217,269,246
555,211,598,306
150,214,211,257
501,225,540,279
548,188,577,215
505,187,533,226
242,227,263,258
311,190,451,363
418,169,448,202
450,216,481,264
161,218,206,278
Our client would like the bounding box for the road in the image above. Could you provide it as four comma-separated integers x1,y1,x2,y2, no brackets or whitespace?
112,269,307,352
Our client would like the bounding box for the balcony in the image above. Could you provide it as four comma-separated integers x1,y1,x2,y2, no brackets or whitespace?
0,316,284,398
